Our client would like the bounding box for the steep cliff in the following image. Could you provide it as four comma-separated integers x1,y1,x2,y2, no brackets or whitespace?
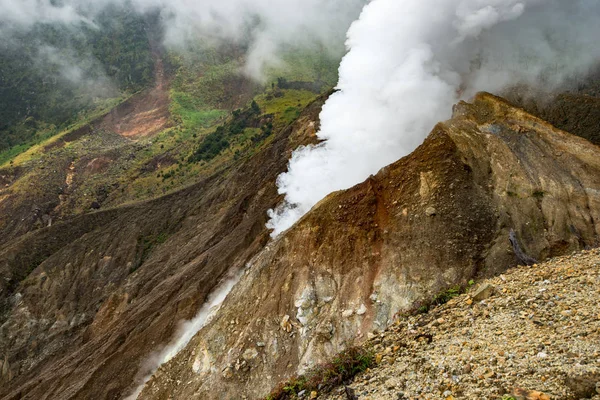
139,93,600,399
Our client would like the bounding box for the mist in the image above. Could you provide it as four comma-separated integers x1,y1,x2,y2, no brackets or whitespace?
124,268,243,400
0,0,366,81
267,0,600,236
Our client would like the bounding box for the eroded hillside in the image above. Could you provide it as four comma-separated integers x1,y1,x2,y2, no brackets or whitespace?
2,78,600,400
321,249,600,400
0,91,326,399
137,93,600,400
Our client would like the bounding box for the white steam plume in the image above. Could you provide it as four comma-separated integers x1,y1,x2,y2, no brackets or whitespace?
267,0,600,236
124,268,243,400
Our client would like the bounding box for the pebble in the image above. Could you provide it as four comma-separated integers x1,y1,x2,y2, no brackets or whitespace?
321,249,600,400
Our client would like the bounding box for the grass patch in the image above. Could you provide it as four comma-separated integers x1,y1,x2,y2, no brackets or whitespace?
188,101,266,163
532,190,545,198
265,347,374,400
255,89,318,128
0,95,129,167
132,232,170,273
417,280,475,314
170,92,227,131
264,47,342,86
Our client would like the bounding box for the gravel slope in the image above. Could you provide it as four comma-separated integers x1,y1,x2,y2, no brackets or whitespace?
323,249,600,400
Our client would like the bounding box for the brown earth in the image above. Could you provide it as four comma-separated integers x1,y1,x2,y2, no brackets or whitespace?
98,53,170,139
1,85,600,400
323,248,600,400
0,94,326,400
0,48,171,246
138,93,600,400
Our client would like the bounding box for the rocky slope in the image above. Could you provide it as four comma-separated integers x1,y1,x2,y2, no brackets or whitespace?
323,248,600,400
0,93,324,399
137,92,600,399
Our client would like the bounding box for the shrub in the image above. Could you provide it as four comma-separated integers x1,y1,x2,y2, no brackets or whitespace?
188,99,264,163
265,347,374,400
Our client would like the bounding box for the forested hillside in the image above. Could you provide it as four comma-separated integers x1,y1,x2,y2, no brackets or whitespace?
0,4,157,153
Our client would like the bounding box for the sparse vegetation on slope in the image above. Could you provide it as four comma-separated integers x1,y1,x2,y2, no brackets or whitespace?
320,249,600,400
266,347,375,400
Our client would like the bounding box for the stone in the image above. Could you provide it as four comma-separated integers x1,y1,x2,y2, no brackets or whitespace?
565,372,600,398
310,391,318,399
242,348,258,361
472,283,495,302
221,366,233,379
316,321,334,340
281,315,292,332
356,304,368,315
342,309,354,318
425,207,437,217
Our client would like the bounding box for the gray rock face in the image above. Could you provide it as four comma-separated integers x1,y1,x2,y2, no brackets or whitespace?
139,93,600,400
323,249,600,400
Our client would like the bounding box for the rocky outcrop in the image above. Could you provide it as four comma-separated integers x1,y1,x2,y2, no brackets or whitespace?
139,93,600,399
323,249,600,400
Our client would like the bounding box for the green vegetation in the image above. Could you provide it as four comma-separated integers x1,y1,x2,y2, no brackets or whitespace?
0,4,157,152
0,95,128,167
264,47,342,86
167,57,241,139
255,89,317,127
265,347,374,400
188,101,264,163
170,92,227,131
133,232,170,273
532,190,545,198
432,285,462,305
418,280,475,314
0,33,337,212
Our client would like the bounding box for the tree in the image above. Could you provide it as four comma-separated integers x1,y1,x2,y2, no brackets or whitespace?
251,100,261,115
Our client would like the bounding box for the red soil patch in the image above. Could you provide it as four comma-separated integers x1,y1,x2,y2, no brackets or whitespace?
99,53,171,139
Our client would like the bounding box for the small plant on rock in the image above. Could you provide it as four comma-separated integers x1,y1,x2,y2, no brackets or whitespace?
265,346,374,400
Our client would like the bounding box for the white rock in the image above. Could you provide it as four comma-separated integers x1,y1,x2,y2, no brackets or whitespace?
242,348,258,361
356,304,367,315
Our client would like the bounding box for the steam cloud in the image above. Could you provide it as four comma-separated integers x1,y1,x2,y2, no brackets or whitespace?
125,268,243,400
267,0,600,236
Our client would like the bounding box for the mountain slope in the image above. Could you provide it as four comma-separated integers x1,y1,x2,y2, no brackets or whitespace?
138,92,600,399
323,248,600,400
0,94,326,400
